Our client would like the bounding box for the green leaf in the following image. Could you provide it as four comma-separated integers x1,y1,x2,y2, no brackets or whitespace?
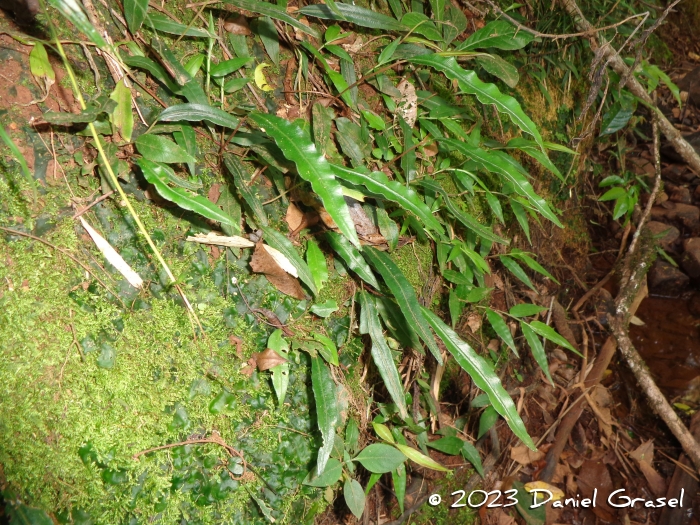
136,134,196,164
157,103,240,129
250,112,361,248
476,54,519,88
509,197,531,243
43,99,116,125
401,12,442,41
499,255,536,292
223,155,268,226
183,54,204,77
441,139,561,226
143,149,198,190
29,43,54,80
332,165,445,235
361,110,386,131
372,422,396,444
122,55,179,93
485,308,517,356
421,308,535,450
257,16,280,66
507,137,563,181
478,405,499,438
394,444,449,472
599,186,626,201
459,20,534,51
268,329,290,407
410,55,544,149
508,303,547,318
173,124,197,176
97,342,116,368
392,463,407,513
210,57,253,77
222,0,321,39
300,42,354,107
363,248,442,364
5,502,54,525
521,321,553,385
124,0,148,32
144,12,210,38
443,269,472,285
47,0,106,48
378,38,402,65
509,249,558,283
354,444,406,473
310,300,339,318
260,226,317,294
600,95,635,136
427,436,464,455
109,78,133,142
306,239,328,292
299,3,408,31
311,356,339,475
344,478,366,518
359,292,408,419
461,441,484,477
303,458,342,487
325,232,380,289
418,179,508,244
312,332,339,366
137,159,237,227
528,320,581,356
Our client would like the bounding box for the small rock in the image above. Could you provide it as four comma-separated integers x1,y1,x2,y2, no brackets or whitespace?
670,186,692,204
689,292,700,318
645,221,680,247
667,203,700,225
655,192,669,205
648,260,690,296
682,246,700,278
683,238,700,252
694,185,700,201
651,206,669,220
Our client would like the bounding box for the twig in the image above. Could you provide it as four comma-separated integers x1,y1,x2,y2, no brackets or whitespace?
72,190,115,219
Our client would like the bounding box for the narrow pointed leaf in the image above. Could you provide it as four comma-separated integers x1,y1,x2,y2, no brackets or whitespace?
393,463,407,514
268,330,290,407
47,0,106,48
109,78,133,142
509,249,558,283
144,12,210,37
394,444,449,472
499,255,536,292
461,441,484,477
359,292,408,419
210,57,253,77
331,164,444,235
136,134,196,164
509,303,547,318
124,0,148,32
157,103,240,129
421,308,535,450
507,137,563,181
221,0,320,38
311,356,339,476
260,226,316,294
122,55,179,93
510,197,531,242
325,232,379,289
528,321,581,356
299,3,408,31
409,54,543,148
485,308,517,356
521,321,553,386
137,159,237,227
306,239,328,292
223,155,268,226
250,112,361,248
363,248,442,363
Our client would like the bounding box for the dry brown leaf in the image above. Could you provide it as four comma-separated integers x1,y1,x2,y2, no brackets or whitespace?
510,444,544,465
254,348,288,371
630,441,666,497
187,232,254,248
577,460,615,522
250,241,306,299
466,313,482,333
285,202,304,231
347,199,377,236
396,79,417,128
208,183,221,203
489,508,517,525
223,15,251,35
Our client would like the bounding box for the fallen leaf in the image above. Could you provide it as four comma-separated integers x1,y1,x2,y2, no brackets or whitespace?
524,481,564,501
396,79,417,128
510,444,544,465
629,441,666,497
250,241,306,299
186,232,254,248
254,63,273,92
208,183,221,203
466,313,482,333
285,202,304,231
254,348,288,371
577,460,615,522
263,244,298,277
224,15,251,35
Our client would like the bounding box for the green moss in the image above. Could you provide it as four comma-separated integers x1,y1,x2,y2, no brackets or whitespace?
390,241,433,295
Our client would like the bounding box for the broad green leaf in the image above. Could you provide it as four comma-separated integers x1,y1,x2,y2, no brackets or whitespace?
421,308,535,450
521,321,553,385
361,110,386,131
443,269,472,285
476,54,519,88
461,441,484,477
344,478,365,518
507,137,563,181
29,43,54,80
363,248,442,363
5,502,54,525
509,249,559,283
427,436,464,455
311,356,339,475
268,329,290,407
499,255,536,292
378,38,401,65
485,308,517,355
183,54,204,77
401,12,442,41
312,332,339,365
600,95,635,136
261,226,317,294
223,155,268,226
354,444,406,473
124,0,148,32
599,186,626,201
443,4,467,45
325,232,380,289
508,303,547,318
173,124,197,176
410,55,544,149
222,0,321,39
359,291,408,419
157,103,240,129
303,458,342,487
137,159,237,227
372,422,396,444
394,444,449,472
144,12,210,38
135,134,195,164
478,405,499,438
332,165,445,235
109,78,133,142
257,16,280,65
459,20,534,51
210,57,253,77
306,239,328,291
122,55,179,93
97,342,116,368
441,139,561,226
528,321,581,356
47,0,106,48
299,3,408,31
310,301,339,319
246,487,276,523
250,112,361,248
418,179,508,244
223,77,249,93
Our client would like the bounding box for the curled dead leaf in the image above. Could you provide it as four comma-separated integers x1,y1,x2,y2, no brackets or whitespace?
285,202,304,231
396,79,418,128
510,444,544,465
250,241,306,299
254,348,288,371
